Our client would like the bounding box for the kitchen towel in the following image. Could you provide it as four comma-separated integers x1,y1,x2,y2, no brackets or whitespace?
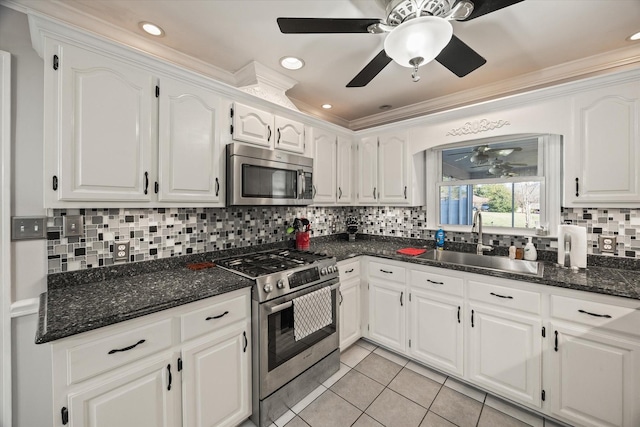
293,286,332,341
397,248,427,256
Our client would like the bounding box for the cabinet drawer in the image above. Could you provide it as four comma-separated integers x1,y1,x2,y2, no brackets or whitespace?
551,295,640,337
369,261,406,283
410,269,463,297
338,261,360,281
468,280,541,315
181,293,249,342
67,318,173,385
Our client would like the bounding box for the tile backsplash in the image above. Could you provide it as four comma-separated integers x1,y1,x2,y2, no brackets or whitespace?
46,206,640,274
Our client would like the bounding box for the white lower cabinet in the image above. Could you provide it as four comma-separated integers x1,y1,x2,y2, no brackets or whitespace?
547,322,640,427
182,327,250,427
67,353,181,427
410,289,463,376
367,260,407,353
467,303,542,408
339,278,361,350
51,288,251,427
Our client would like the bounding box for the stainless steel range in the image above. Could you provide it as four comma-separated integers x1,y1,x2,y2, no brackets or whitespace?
216,248,340,426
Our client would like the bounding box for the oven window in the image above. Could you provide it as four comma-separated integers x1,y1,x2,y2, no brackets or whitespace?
242,165,297,198
267,289,337,371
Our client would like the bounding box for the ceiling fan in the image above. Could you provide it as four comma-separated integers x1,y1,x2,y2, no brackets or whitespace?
447,144,522,165
472,159,528,176
277,0,524,87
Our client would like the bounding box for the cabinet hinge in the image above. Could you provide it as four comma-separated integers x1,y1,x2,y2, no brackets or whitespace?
367,324,370,331
154,181,159,194
155,85,159,98
53,54,59,71
409,293,412,302
177,357,182,372
230,107,234,118
367,283,370,290
61,407,68,425
542,326,546,338
541,390,546,401
230,124,234,135
408,339,411,348
52,175,58,191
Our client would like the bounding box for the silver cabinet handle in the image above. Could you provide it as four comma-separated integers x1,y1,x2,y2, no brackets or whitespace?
373,187,377,199
267,125,272,142
345,268,354,273
578,309,612,318
490,292,513,299
404,186,407,199
400,292,403,306
427,279,444,285
380,269,393,274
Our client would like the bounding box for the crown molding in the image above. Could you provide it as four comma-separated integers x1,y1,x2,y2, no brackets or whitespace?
349,43,640,130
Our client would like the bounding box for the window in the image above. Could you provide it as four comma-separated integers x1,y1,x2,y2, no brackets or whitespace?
426,134,562,236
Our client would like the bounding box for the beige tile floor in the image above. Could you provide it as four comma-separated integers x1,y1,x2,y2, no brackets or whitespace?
240,339,568,427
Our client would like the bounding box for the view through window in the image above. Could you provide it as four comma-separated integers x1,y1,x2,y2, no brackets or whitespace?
439,138,543,230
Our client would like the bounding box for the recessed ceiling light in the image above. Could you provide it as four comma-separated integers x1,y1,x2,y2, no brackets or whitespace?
322,104,332,109
280,56,305,70
629,31,640,41
139,22,164,37
379,105,393,111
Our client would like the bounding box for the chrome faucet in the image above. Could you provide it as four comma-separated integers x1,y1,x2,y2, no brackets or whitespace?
472,211,493,255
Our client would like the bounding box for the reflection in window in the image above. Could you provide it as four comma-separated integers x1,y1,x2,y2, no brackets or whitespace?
437,137,545,231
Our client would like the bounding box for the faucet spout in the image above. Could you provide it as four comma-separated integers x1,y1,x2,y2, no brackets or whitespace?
472,211,493,255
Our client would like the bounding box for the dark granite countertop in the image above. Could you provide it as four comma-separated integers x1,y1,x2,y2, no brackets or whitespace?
309,235,640,301
36,265,253,344
37,233,640,345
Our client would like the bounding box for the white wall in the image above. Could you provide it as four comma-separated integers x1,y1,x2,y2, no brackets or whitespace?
0,5,52,427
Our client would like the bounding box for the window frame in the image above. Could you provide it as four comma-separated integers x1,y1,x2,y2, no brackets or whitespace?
426,134,562,237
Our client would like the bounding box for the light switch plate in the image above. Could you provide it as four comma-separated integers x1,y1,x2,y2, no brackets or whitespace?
599,235,617,253
11,217,47,240
63,215,84,237
114,241,130,263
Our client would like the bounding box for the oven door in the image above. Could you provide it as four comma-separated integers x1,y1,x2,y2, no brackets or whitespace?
259,280,340,398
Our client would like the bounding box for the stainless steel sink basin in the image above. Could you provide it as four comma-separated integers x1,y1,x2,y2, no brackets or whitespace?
418,250,544,277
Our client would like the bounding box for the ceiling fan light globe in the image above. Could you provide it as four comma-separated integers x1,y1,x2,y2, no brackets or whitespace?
383,16,453,68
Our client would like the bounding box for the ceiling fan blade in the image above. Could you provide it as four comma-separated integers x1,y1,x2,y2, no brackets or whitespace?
277,18,381,34
463,0,525,21
436,35,486,77
347,50,392,88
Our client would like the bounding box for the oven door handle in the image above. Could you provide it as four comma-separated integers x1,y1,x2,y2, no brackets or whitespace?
267,282,340,314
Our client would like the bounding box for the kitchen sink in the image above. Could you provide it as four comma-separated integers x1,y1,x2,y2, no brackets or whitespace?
418,250,544,277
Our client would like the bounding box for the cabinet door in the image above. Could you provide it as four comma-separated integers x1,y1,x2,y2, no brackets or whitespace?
357,137,378,204
368,279,406,353
158,77,222,203
182,327,251,427
312,128,337,204
548,323,640,427
54,43,154,202
67,354,180,427
336,137,354,204
275,116,305,153
378,133,408,204
339,278,361,350
231,102,273,147
567,81,640,206
467,304,541,407
410,290,463,376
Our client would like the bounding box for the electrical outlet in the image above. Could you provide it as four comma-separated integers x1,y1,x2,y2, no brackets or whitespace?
63,215,84,237
11,217,47,240
599,235,617,253
114,241,130,263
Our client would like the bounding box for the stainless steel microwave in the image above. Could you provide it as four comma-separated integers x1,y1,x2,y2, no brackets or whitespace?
226,143,313,206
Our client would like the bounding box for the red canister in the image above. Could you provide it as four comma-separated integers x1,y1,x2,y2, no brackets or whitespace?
295,231,310,251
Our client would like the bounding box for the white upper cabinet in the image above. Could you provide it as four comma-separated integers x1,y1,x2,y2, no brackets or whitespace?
378,134,408,204
336,136,354,204
357,131,424,206
312,127,337,204
45,42,154,204
566,80,640,206
357,137,379,204
158,77,222,203
231,102,306,153
274,116,305,153
231,102,274,148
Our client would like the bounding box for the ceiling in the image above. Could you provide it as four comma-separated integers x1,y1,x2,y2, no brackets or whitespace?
6,0,640,129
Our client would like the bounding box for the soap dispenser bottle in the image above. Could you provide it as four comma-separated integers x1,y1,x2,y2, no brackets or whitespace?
524,237,537,261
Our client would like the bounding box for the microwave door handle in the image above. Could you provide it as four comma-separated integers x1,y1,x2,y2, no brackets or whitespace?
298,170,304,198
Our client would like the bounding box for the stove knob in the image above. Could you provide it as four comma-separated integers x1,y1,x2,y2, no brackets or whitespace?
320,268,327,276
263,284,273,293
277,279,285,289
327,266,334,274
